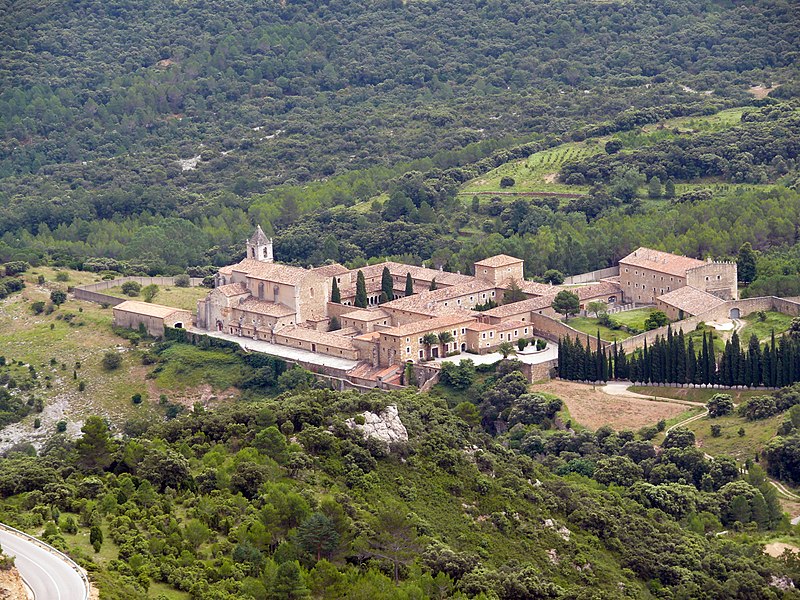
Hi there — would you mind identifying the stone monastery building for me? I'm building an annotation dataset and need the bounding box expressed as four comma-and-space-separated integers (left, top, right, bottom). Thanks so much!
195, 227, 736, 369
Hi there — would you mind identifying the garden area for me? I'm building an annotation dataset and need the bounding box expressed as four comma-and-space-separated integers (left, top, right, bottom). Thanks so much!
101, 280, 209, 312
738, 310, 796, 342
567, 307, 660, 341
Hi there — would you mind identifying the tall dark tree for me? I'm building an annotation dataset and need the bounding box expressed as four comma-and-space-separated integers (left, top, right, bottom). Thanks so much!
404, 272, 414, 296
737, 242, 757, 284
355, 270, 368, 308
380, 266, 394, 303
76, 416, 116, 473
331, 278, 341, 304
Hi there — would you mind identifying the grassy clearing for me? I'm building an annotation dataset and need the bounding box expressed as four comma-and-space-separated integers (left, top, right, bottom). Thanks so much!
103, 284, 209, 312
628, 386, 763, 404
739, 311, 795, 342
567, 317, 633, 342
153, 344, 247, 390
461, 141, 601, 195
566, 308, 657, 341
684, 411, 784, 462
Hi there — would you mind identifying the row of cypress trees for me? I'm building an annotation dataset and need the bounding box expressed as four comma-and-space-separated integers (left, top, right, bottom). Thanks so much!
558, 326, 800, 387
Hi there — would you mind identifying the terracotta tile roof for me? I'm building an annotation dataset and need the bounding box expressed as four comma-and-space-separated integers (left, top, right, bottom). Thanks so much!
656, 286, 725, 316
353, 331, 380, 342
496, 320, 529, 331
340, 308, 390, 321
113, 301, 188, 319
234, 298, 296, 318
338, 279, 384, 298
516, 280, 559, 296
381, 314, 476, 338
466, 322, 494, 331
311, 263, 350, 277
482, 296, 554, 318
474, 254, 524, 268
214, 282, 248, 297
381, 280, 497, 314
354, 262, 474, 287
573, 281, 622, 300
277, 326, 356, 350
228, 258, 316, 285
619, 247, 705, 278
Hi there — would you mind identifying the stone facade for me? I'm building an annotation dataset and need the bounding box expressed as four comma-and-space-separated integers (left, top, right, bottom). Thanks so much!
474, 254, 524, 286
686, 261, 738, 300
112, 301, 191, 338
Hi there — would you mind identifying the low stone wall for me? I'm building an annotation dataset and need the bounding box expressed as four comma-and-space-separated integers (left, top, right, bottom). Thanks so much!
530, 313, 606, 351
563, 266, 619, 285
618, 296, 800, 353
74, 276, 204, 306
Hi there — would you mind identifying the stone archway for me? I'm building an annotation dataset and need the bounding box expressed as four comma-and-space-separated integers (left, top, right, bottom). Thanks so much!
730, 307, 741, 319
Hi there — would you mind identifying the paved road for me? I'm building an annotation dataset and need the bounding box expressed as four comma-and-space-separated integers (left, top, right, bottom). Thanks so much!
0, 528, 86, 600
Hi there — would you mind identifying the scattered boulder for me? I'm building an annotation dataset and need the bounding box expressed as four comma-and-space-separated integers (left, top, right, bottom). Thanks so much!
346, 405, 408, 447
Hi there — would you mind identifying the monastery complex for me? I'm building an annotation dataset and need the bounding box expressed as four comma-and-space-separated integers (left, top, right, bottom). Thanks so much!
99, 227, 735, 385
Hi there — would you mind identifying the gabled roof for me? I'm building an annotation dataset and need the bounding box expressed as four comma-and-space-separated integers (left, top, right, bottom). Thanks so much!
381, 280, 497, 315
516, 280, 558, 297
656, 286, 725, 316
474, 254, 523, 268
354, 262, 474, 287
381, 314, 476, 338
213, 282, 248, 297
227, 259, 316, 286
572, 281, 622, 300
249, 225, 270, 245
277, 326, 356, 350
234, 298, 296, 318
113, 300, 188, 319
311, 263, 350, 277
340, 308, 390, 322
619, 247, 705, 278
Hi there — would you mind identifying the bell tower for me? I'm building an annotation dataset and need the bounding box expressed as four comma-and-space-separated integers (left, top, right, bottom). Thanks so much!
246, 225, 273, 263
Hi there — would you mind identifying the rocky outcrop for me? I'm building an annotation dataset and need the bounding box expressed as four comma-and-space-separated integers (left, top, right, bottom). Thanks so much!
0, 566, 29, 600
346, 405, 408, 447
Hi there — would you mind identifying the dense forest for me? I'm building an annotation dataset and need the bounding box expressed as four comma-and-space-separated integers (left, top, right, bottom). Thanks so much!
2, 0, 800, 278
2, 342, 800, 599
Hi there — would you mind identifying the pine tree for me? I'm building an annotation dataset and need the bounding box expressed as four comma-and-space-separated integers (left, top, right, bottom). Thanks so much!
331, 278, 341, 303
355, 270, 368, 308
737, 242, 757, 284
405, 272, 413, 296
664, 178, 676, 198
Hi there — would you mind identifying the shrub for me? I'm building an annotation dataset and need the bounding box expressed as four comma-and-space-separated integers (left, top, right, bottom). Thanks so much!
499, 176, 515, 188
56, 420, 67, 433
37, 275, 45, 285
30, 301, 45, 315
707, 394, 734, 418
738, 395, 778, 421
174, 274, 191, 287
711, 424, 722, 437
101, 351, 122, 371
55, 272, 70, 282
536, 339, 547, 351
78, 381, 85, 392
131, 393, 143, 405
141, 284, 159, 302
644, 310, 669, 330
517, 338, 528, 351
50, 290, 67, 306
121, 281, 141, 296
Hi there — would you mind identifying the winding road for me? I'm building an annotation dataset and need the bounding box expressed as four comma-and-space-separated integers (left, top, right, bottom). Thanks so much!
0, 526, 88, 599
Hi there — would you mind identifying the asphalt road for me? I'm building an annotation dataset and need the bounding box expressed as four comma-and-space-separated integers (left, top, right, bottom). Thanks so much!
0, 528, 86, 600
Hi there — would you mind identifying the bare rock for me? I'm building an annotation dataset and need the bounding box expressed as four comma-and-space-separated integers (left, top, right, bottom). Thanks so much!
346, 405, 408, 448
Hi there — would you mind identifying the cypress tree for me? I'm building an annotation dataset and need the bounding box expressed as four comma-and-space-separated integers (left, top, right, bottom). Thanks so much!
430, 277, 437, 291
687, 337, 697, 384
700, 332, 709, 384
405, 272, 414, 296
748, 334, 761, 387
642, 340, 650, 383
380, 266, 394, 303
331, 278, 341, 303
708, 333, 717, 384
675, 329, 686, 384
770, 330, 778, 387
355, 270, 368, 308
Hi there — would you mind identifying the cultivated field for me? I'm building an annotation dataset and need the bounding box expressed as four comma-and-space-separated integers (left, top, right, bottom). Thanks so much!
532, 380, 692, 431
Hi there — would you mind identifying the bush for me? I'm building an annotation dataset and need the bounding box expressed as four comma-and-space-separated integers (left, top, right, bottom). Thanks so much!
517, 338, 528, 351
174, 274, 191, 287
536, 339, 547, 351
499, 176, 515, 188
644, 310, 669, 330
56, 420, 67, 433
738, 395, 778, 421
55, 272, 70, 282
707, 394, 734, 418
30, 301, 45, 315
50, 290, 67, 306
121, 281, 141, 296
101, 351, 122, 371
131, 393, 143, 405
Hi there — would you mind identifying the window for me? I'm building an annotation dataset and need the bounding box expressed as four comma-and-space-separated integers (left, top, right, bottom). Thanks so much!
513, 330, 518, 337
406, 347, 410, 354
524, 328, 528, 334
461, 328, 466, 335
491, 291, 495, 297
419, 350, 424, 358
453, 330, 457, 336
717, 275, 721, 280
482, 333, 486, 339
418, 337, 422, 343
489, 332, 494, 338
310, 287, 314, 297
625, 268, 629, 273
406, 337, 410, 343
483, 269, 487, 274
500, 333, 504, 339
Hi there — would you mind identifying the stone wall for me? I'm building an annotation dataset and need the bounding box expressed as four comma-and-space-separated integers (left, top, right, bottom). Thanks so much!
529, 313, 606, 351
687, 261, 738, 300
563, 266, 620, 285
75, 276, 204, 306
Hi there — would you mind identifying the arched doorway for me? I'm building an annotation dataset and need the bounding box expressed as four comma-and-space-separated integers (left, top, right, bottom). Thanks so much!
173, 322, 183, 329
730, 307, 741, 319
